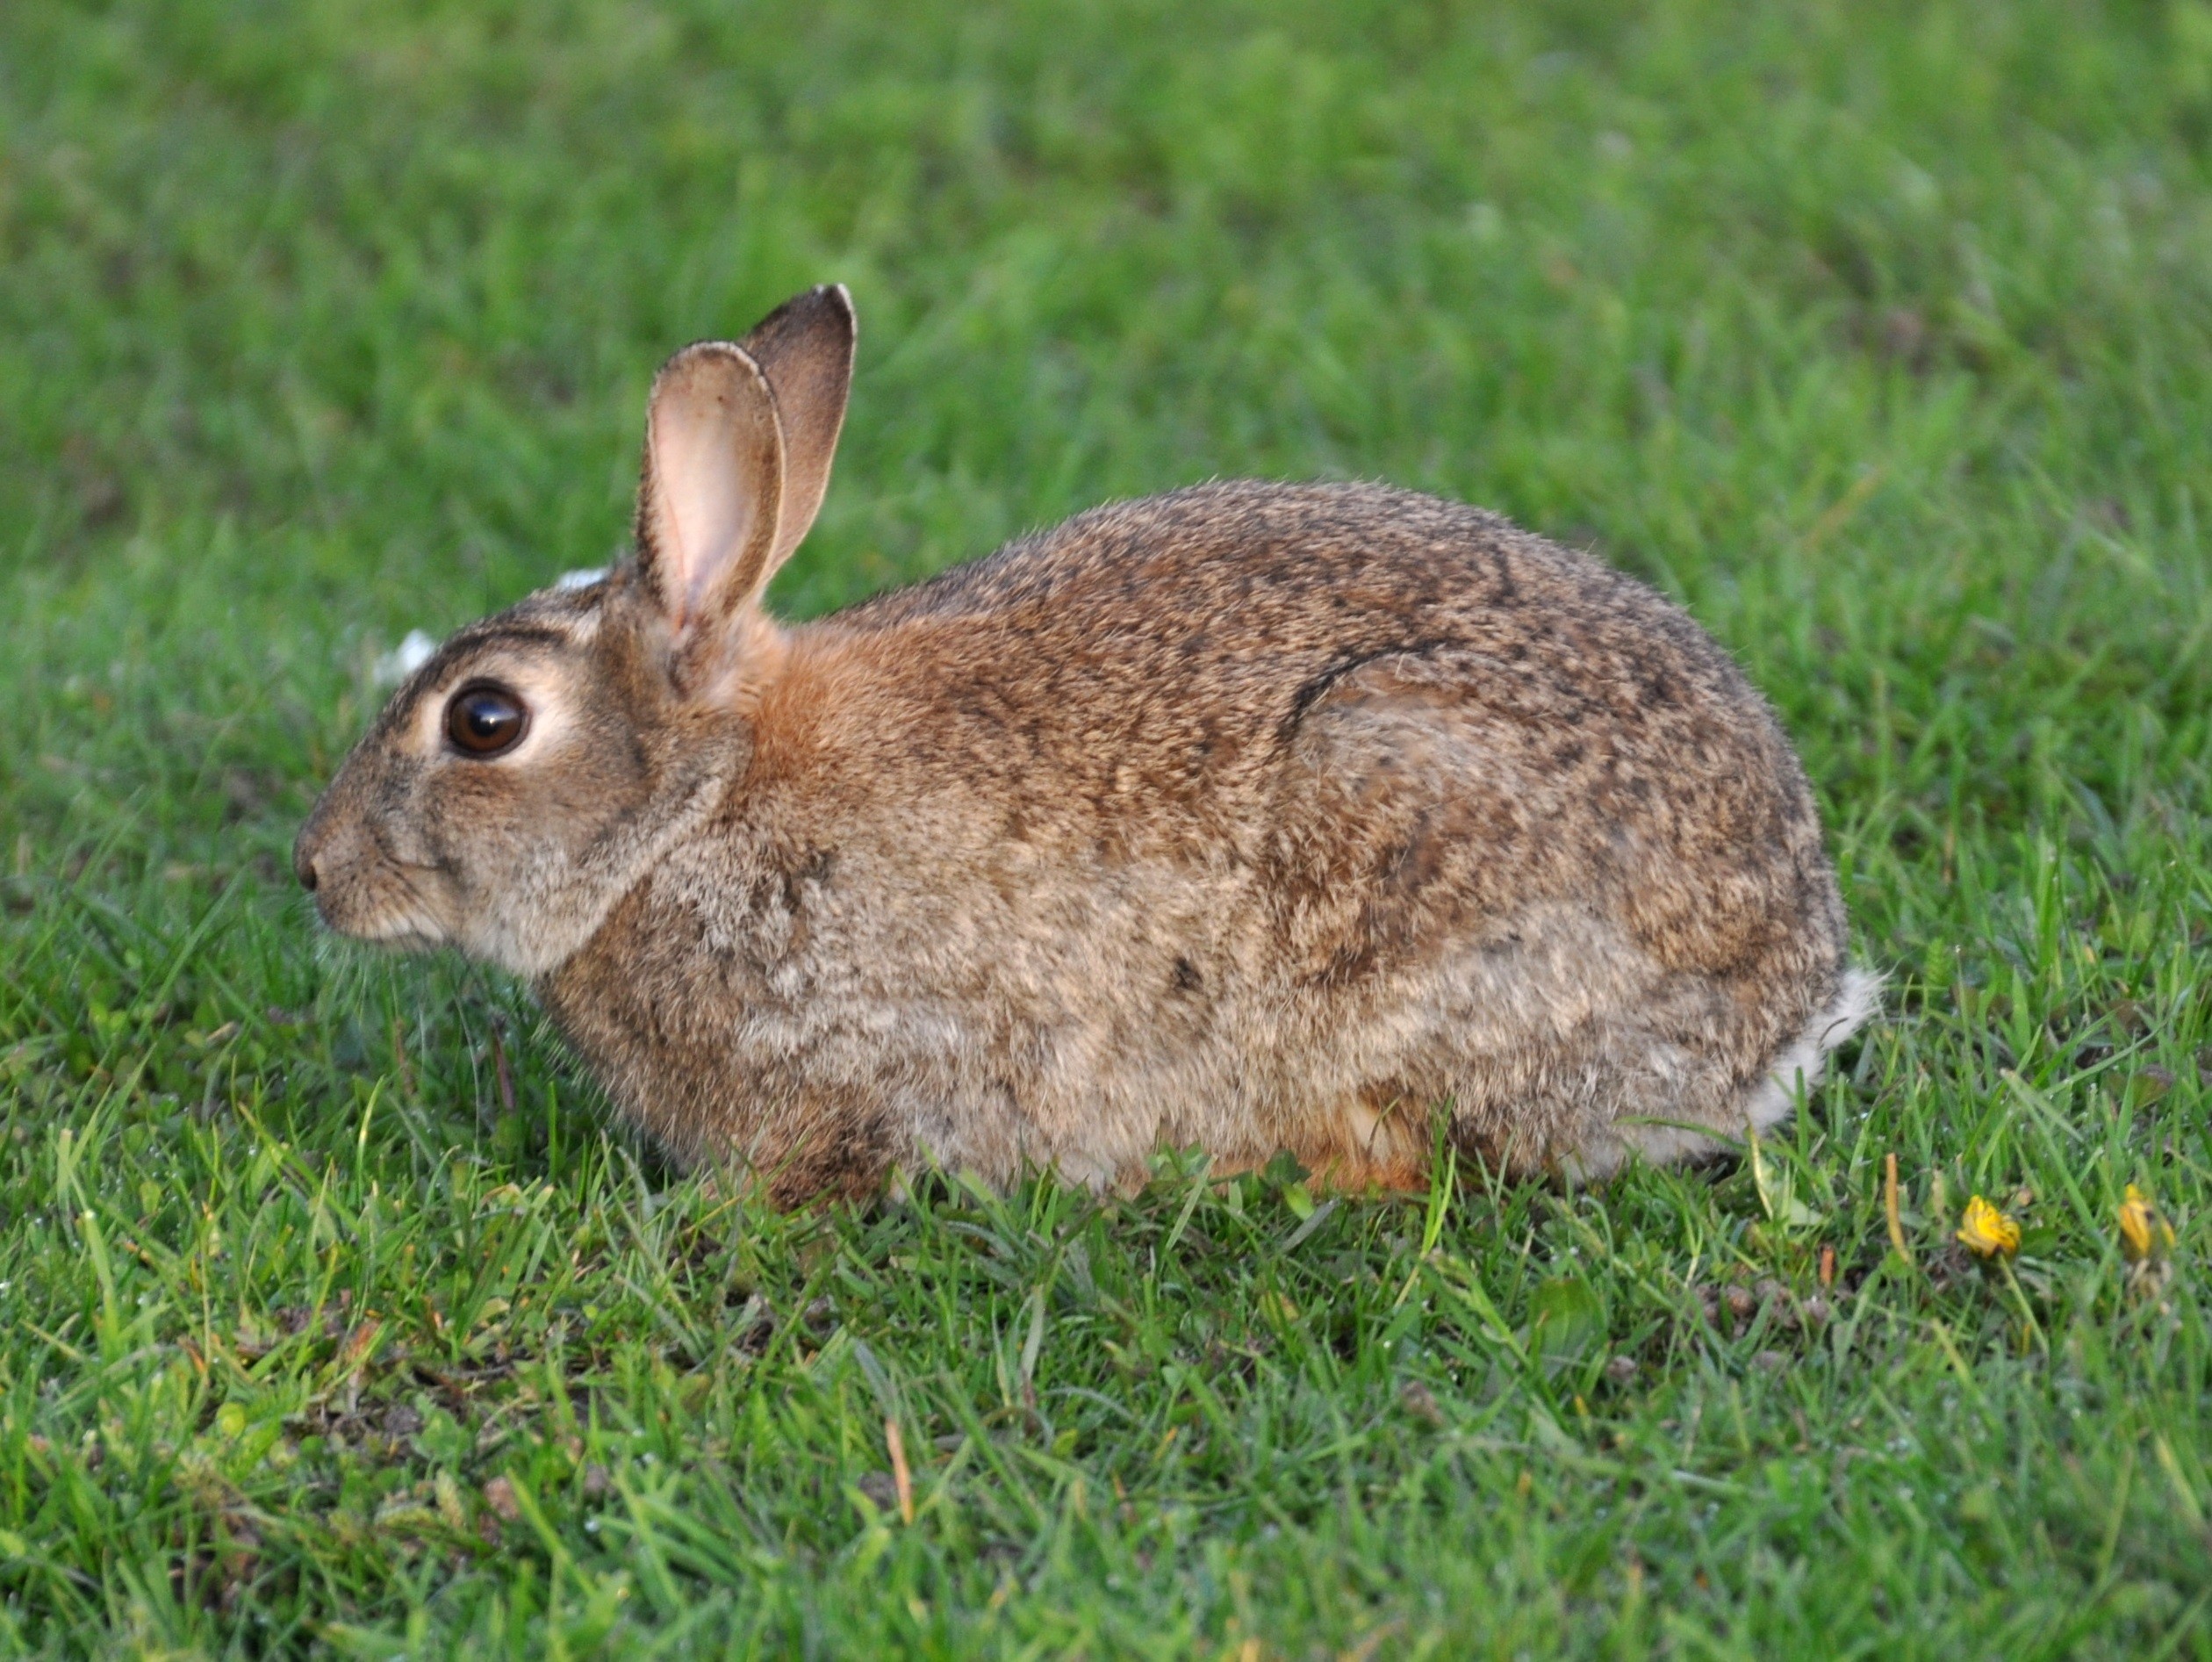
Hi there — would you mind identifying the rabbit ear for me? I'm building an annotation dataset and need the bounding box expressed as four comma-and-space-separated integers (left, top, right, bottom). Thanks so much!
738, 284, 856, 576
636, 341, 786, 651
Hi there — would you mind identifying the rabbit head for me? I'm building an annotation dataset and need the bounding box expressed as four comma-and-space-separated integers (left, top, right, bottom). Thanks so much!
294, 284, 856, 976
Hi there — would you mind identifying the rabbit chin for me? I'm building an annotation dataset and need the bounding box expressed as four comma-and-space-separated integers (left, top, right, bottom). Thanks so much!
358, 921, 452, 954
313, 876, 456, 954
326, 889, 563, 975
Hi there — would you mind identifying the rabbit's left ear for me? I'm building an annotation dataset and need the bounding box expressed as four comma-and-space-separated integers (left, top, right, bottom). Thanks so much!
635, 286, 856, 670
636, 339, 786, 652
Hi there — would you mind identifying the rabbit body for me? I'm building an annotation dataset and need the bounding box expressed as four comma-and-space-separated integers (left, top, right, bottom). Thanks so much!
298, 288, 1871, 1203
542, 480, 1866, 1198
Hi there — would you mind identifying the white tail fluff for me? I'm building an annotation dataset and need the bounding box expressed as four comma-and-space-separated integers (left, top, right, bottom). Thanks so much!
1603, 968, 1880, 1174
1742, 966, 1882, 1134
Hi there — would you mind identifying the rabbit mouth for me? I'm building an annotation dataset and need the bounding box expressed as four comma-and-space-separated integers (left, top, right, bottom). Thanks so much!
312, 859, 456, 951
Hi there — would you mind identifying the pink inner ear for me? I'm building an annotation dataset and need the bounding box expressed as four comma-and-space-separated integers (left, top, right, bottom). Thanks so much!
651, 387, 764, 632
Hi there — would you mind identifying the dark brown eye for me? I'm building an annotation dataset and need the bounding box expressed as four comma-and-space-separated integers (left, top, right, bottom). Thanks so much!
444, 683, 528, 757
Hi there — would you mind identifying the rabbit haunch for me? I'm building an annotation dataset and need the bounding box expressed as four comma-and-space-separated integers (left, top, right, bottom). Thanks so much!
297, 284, 1872, 1203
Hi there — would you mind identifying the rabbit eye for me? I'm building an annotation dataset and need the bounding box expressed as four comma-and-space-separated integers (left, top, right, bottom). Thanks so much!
444, 683, 529, 757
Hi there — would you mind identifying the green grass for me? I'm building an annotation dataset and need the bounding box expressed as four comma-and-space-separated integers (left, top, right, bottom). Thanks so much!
4, 0, 2212, 1652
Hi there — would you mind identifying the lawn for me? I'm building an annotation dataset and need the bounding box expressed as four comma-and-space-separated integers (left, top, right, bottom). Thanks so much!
3, 0, 2211, 1653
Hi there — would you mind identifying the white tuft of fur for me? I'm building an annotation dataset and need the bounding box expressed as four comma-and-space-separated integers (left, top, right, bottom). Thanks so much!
1742, 966, 1882, 1133
372, 630, 439, 688
1608, 967, 1882, 1171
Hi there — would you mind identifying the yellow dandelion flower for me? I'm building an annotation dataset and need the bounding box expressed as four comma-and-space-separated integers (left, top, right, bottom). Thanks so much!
2117, 1184, 2174, 1264
1957, 1195, 2021, 1259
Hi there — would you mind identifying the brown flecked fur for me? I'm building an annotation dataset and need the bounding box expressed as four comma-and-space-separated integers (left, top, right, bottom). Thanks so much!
296, 284, 1874, 1202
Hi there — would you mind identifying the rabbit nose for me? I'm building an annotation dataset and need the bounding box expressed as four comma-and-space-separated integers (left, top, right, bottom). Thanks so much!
293, 832, 320, 892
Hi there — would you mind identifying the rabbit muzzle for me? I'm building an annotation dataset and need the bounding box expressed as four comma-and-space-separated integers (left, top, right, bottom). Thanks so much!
293, 805, 460, 950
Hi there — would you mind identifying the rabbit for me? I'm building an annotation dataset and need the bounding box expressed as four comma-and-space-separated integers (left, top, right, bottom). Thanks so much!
296, 284, 1876, 1204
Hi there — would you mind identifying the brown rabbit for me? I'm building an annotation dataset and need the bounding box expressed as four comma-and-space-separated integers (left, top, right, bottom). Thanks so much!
296, 284, 1874, 1203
